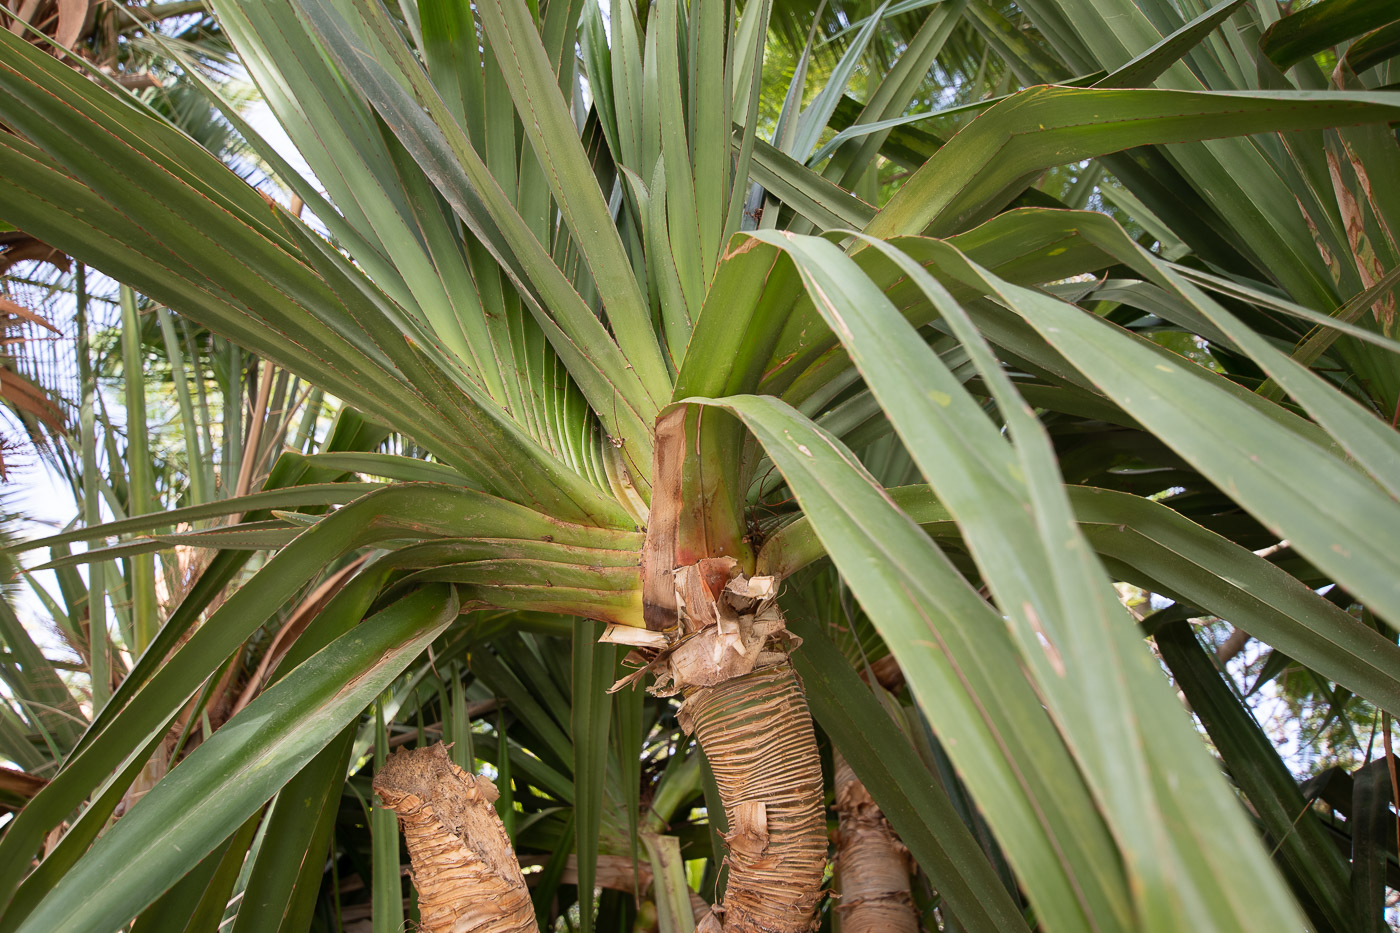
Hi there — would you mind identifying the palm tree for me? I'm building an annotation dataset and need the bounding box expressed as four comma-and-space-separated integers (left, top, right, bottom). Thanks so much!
0, 0, 1399, 931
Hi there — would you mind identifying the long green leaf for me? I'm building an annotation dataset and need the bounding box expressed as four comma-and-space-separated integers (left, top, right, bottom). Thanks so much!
12, 586, 459, 933
572, 622, 615, 933
865, 86, 1400, 238
765, 482, 1400, 719
288, 0, 660, 487
747, 230, 1307, 930
0, 27, 621, 526
371, 698, 403, 933
786, 613, 1030, 933
472, 0, 669, 393
1260, 0, 1400, 70
1152, 616, 1350, 932
14, 485, 378, 553
688, 395, 1132, 933
0, 485, 634, 916
229, 729, 355, 933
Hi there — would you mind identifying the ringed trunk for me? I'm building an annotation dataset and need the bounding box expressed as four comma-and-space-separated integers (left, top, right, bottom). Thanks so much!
682, 663, 827, 932
618, 557, 828, 932
373, 743, 536, 933
832, 753, 918, 933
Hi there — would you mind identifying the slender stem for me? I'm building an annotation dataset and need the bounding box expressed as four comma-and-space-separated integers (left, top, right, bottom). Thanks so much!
119, 285, 156, 652
75, 266, 107, 711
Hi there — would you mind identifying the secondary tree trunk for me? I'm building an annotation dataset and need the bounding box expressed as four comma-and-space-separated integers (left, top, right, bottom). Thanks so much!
833, 753, 917, 933
373, 743, 535, 933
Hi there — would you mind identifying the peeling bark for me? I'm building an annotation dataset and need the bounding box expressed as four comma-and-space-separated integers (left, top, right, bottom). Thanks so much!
683, 663, 828, 933
833, 753, 917, 933
372, 743, 536, 933
619, 559, 827, 933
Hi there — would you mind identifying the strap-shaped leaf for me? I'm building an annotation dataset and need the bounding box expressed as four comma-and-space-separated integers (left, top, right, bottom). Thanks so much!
816, 0, 967, 181
765, 481, 1400, 718
1153, 618, 1351, 933
864, 85, 1400, 238
213, 0, 504, 393
737, 231, 1308, 931
290, 0, 660, 484
469, 0, 670, 395
228, 729, 356, 933
741, 133, 877, 230
787, 614, 1031, 933
686, 395, 1133, 933
1094, 0, 1250, 88
13, 485, 377, 553
0, 31, 622, 526
11, 586, 459, 933
1260, 0, 1400, 70
0, 485, 638, 916
921, 218, 1400, 630
572, 622, 616, 933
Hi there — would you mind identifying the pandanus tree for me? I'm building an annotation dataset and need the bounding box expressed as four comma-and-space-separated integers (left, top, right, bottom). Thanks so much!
3, 0, 1400, 930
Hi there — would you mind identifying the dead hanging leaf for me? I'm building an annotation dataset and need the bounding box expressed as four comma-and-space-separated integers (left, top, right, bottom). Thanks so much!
0, 765, 47, 812
0, 365, 64, 432
1328, 149, 1396, 332
5, 0, 42, 36
54, 0, 94, 49
1293, 195, 1338, 280
0, 297, 60, 334
0, 233, 68, 276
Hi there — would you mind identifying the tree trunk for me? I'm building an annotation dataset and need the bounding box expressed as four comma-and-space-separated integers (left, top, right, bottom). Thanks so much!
682, 663, 827, 933
833, 753, 918, 933
627, 410, 830, 932
373, 743, 536, 933
637, 559, 828, 933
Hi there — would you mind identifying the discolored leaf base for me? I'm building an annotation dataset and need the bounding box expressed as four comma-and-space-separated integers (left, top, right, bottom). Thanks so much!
373, 743, 536, 933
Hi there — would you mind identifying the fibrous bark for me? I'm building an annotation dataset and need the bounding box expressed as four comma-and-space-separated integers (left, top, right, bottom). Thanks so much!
683, 664, 827, 933
372, 743, 535, 933
833, 753, 917, 933
614, 558, 828, 932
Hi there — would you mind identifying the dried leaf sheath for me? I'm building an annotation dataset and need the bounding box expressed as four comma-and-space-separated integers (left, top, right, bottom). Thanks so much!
833, 754, 917, 933
680, 664, 827, 933
625, 559, 829, 932
372, 743, 536, 933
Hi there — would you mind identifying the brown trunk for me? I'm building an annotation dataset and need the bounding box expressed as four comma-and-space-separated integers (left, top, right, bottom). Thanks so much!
682, 663, 827, 933
372, 743, 535, 933
629, 410, 829, 932
833, 753, 917, 933
618, 559, 827, 933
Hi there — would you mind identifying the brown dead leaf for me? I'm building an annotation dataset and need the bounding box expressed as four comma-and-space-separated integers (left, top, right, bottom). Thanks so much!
54, 0, 94, 49
0, 297, 59, 333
